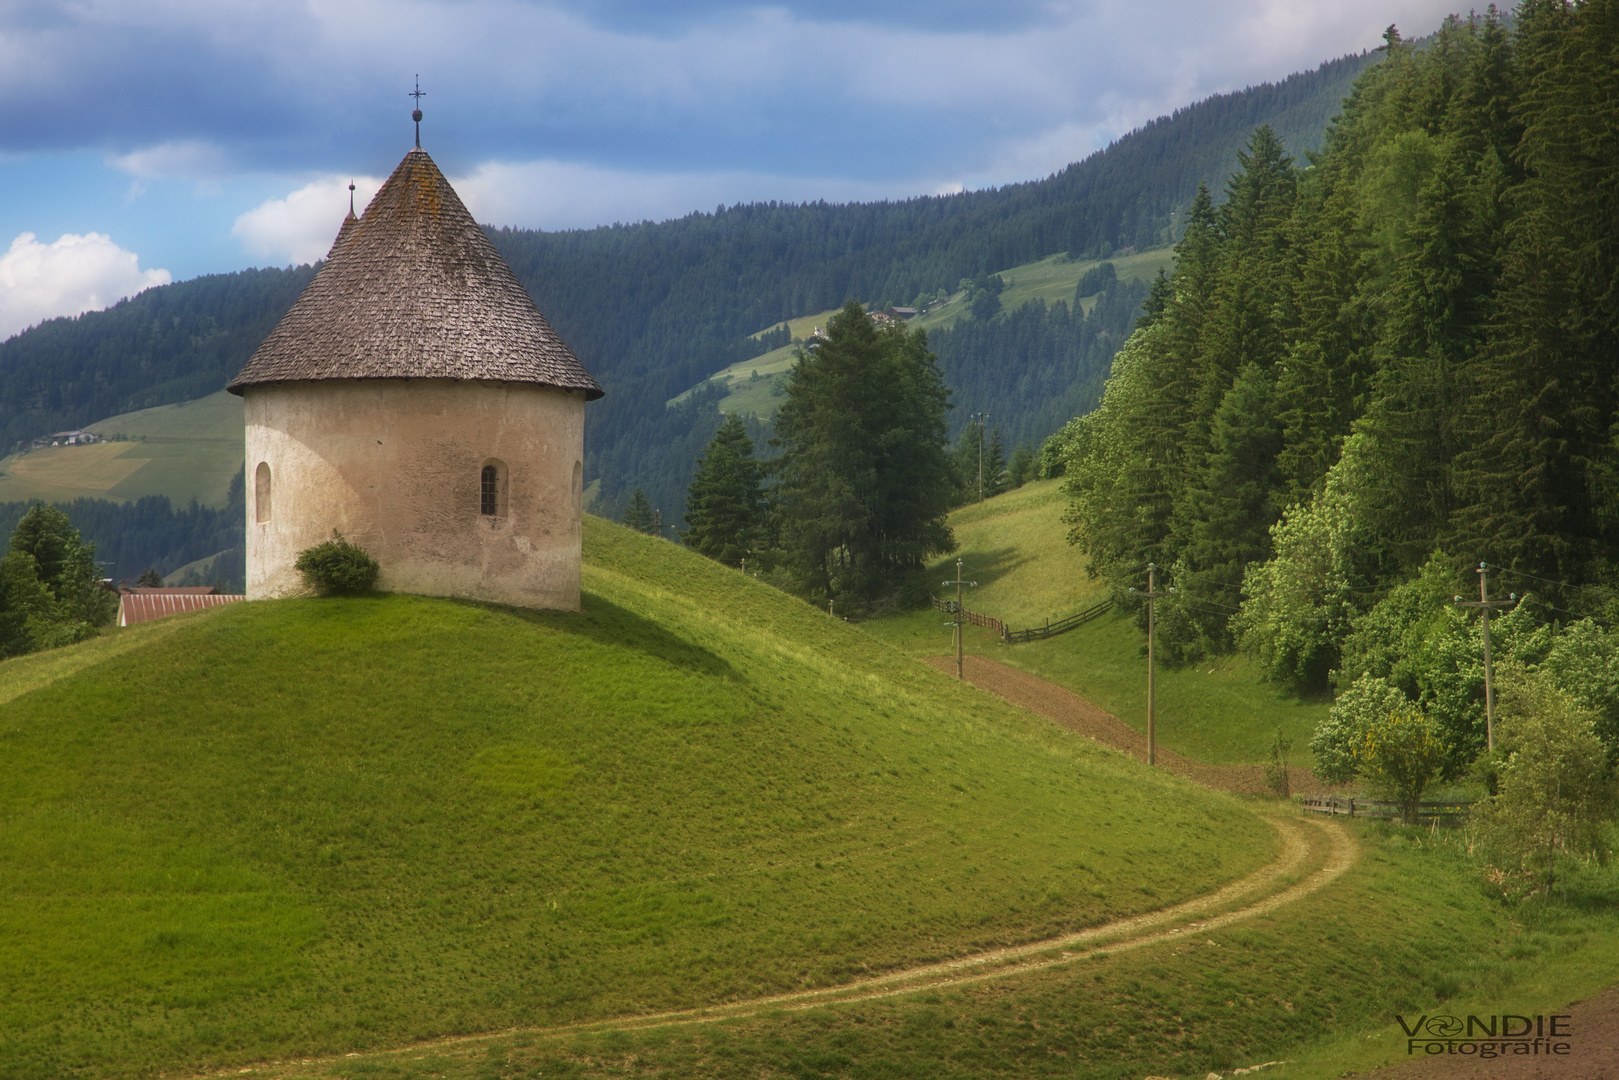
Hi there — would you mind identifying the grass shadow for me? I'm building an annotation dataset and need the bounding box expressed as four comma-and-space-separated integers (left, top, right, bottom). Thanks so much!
946, 545, 1029, 595
442, 593, 742, 682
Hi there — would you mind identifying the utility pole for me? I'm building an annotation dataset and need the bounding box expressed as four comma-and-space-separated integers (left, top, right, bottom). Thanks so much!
1129, 563, 1165, 766
653, 509, 663, 538
1453, 562, 1517, 753
970, 412, 989, 503
942, 558, 977, 680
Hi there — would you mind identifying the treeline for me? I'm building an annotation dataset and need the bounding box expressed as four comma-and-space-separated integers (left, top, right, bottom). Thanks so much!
930, 274, 1153, 452
0, 266, 315, 450
0, 470, 245, 590
494, 53, 1371, 520
1060, 3, 1619, 723
0, 46, 1373, 543
671, 304, 955, 602
1059, 6, 1619, 867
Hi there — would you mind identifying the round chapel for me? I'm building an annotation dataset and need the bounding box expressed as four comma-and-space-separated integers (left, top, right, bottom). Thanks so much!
228, 145, 603, 611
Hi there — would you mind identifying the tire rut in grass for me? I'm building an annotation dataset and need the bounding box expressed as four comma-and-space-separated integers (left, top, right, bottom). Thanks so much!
207, 814, 1354, 1077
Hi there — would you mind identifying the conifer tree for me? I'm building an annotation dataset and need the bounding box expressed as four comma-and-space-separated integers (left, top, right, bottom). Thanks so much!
620, 489, 656, 535
0, 504, 115, 656
681, 414, 767, 566
1171, 362, 1285, 648
984, 428, 1009, 497
772, 301, 954, 599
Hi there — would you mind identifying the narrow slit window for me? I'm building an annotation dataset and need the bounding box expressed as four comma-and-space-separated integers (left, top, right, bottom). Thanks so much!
255, 461, 272, 523
481, 464, 499, 516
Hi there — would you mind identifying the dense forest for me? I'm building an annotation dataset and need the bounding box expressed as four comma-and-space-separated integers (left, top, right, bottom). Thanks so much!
0, 469, 245, 590
0, 267, 315, 451
929, 274, 1154, 453
1059, 5, 1619, 773
0, 49, 1373, 541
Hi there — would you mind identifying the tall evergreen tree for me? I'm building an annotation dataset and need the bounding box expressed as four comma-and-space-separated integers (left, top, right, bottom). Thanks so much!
772, 301, 955, 599
984, 429, 1009, 498
0, 504, 116, 656
682, 414, 767, 566
621, 490, 656, 535
1171, 363, 1285, 649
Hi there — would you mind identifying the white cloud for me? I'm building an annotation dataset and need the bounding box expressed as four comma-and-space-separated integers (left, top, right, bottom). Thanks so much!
109, 140, 230, 179
231, 175, 383, 265
450, 159, 918, 231
0, 232, 171, 341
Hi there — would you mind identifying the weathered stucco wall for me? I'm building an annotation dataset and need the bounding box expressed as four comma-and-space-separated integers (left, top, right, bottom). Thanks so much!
244, 379, 586, 610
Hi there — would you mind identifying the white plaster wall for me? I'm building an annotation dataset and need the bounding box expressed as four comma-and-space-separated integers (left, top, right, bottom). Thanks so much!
243, 379, 586, 610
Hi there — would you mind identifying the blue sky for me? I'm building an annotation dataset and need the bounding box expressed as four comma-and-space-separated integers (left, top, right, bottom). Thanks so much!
0, 0, 1459, 340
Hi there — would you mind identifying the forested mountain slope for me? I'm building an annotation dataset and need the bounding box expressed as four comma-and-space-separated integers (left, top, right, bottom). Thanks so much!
0, 50, 1375, 527
1061, 9, 1619, 708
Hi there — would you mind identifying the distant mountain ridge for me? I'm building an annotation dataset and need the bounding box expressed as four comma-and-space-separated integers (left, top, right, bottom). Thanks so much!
0, 48, 1378, 524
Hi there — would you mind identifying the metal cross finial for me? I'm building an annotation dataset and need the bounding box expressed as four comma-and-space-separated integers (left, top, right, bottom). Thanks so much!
410, 77, 426, 147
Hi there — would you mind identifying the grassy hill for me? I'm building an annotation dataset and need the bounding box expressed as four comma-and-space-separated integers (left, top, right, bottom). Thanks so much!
675, 247, 1174, 421
0, 390, 242, 508
861, 479, 1329, 766
0, 514, 1273, 1079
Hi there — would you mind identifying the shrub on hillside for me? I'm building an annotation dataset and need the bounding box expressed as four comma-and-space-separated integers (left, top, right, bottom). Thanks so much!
1471, 672, 1619, 894
1357, 705, 1448, 826
295, 531, 380, 595
0, 504, 117, 658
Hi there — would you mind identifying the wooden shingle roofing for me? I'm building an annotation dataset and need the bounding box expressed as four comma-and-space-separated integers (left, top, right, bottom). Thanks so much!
228, 148, 603, 399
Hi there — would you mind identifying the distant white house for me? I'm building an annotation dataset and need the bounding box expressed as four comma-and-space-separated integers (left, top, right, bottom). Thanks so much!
31, 430, 102, 449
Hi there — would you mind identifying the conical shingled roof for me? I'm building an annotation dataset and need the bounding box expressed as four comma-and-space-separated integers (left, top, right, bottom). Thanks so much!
228, 149, 603, 399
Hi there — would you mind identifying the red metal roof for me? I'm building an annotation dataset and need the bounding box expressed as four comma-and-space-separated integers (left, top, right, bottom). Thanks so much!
118, 592, 245, 627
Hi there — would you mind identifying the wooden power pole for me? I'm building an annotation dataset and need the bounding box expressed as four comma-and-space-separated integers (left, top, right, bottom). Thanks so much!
1129, 563, 1165, 766
943, 558, 977, 680
968, 412, 989, 503
1453, 562, 1516, 753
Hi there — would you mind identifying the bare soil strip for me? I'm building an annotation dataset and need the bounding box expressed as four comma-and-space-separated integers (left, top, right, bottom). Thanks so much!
924, 654, 1334, 795
206, 658, 1359, 1078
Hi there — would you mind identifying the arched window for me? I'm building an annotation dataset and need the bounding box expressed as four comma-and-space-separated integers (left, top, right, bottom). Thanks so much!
480, 459, 507, 518
481, 465, 499, 516
255, 462, 272, 523
572, 460, 583, 516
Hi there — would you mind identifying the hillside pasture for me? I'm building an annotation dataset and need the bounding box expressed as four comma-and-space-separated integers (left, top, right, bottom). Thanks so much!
260, 816, 1619, 1080
678, 247, 1174, 419
0, 515, 1272, 1079
862, 479, 1328, 766
0, 390, 243, 508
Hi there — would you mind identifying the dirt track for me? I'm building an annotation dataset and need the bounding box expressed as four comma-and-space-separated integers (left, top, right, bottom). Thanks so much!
932, 653, 1617, 1080
923, 654, 1332, 795
203, 658, 1364, 1079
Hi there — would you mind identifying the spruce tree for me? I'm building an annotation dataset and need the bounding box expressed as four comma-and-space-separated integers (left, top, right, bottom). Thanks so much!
620, 489, 656, 535
984, 428, 1009, 498
681, 414, 767, 566
1172, 363, 1285, 649
772, 301, 954, 599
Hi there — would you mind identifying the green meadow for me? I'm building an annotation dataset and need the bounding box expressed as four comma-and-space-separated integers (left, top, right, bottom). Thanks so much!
675, 247, 1175, 419
0, 515, 1270, 1079
283, 820, 1619, 1080
0, 389, 244, 508
861, 479, 1329, 767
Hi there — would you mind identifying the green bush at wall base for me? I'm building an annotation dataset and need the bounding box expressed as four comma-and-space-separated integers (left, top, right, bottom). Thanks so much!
294, 532, 379, 594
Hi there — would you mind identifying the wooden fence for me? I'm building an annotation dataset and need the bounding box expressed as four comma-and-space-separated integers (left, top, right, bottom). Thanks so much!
1300, 795, 1473, 825
932, 596, 1114, 644
1002, 599, 1115, 643
933, 596, 1005, 637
